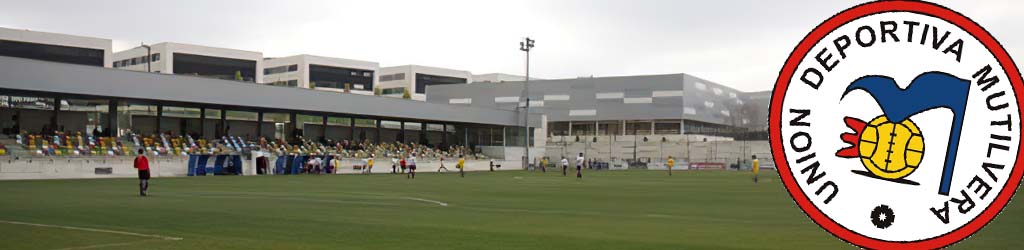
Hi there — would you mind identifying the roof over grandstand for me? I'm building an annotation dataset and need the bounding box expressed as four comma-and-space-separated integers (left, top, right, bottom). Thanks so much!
0, 56, 541, 127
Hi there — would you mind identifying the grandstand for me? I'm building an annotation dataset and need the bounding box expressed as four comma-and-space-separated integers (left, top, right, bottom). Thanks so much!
0, 55, 539, 179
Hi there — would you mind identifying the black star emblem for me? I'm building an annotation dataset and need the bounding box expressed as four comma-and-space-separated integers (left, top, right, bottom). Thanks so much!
871, 204, 895, 229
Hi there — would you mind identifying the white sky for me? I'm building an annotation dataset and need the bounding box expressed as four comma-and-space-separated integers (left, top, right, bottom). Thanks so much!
0, 0, 1020, 92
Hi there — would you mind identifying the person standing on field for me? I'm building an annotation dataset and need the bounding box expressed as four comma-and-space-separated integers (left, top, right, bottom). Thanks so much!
540, 157, 548, 173
458, 154, 466, 178
576, 153, 584, 179
752, 155, 760, 183
133, 148, 151, 196
561, 156, 569, 176
407, 153, 418, 179
667, 156, 675, 176
438, 155, 449, 173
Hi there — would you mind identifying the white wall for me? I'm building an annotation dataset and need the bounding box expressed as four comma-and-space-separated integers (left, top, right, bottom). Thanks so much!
0, 27, 113, 68
379, 65, 473, 101
113, 42, 264, 83
264, 55, 380, 96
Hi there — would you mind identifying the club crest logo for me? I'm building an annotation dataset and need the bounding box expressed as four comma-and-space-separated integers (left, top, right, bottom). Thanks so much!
769, 1, 1024, 249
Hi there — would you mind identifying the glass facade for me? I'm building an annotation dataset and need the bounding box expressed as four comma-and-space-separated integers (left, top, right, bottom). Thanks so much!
309, 64, 374, 91
0, 39, 105, 66
415, 73, 466, 94
172, 53, 257, 82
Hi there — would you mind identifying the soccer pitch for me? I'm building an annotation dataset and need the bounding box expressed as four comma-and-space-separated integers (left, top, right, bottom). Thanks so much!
0, 170, 1020, 250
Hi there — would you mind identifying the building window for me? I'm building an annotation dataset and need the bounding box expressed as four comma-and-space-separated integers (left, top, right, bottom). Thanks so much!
0, 39, 105, 66
151, 53, 160, 62
623, 97, 653, 104
544, 94, 570, 101
113, 61, 120, 67
309, 64, 374, 91
264, 65, 298, 75
415, 73, 465, 94
596, 92, 624, 99
495, 96, 519, 103
569, 109, 596, 116
654, 120, 681, 135
652, 90, 684, 97
382, 87, 406, 95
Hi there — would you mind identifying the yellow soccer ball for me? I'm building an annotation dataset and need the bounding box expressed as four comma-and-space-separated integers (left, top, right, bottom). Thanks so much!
858, 115, 925, 179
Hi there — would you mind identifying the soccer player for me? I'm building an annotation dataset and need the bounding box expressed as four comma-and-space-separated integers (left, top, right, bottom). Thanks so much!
457, 154, 466, 177
576, 153, 584, 179
438, 155, 449, 173
366, 154, 375, 174
540, 157, 547, 173
133, 148, 150, 196
391, 157, 399, 174
752, 154, 760, 183
667, 156, 675, 176
400, 157, 407, 174
561, 156, 569, 176
407, 153, 417, 179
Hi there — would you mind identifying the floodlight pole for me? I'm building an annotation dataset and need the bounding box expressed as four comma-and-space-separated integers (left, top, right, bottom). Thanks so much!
520, 37, 535, 169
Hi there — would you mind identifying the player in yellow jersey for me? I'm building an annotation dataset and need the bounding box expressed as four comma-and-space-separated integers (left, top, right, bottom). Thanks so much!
366, 154, 375, 174
666, 156, 675, 176
752, 155, 760, 183
540, 157, 548, 173
458, 154, 466, 178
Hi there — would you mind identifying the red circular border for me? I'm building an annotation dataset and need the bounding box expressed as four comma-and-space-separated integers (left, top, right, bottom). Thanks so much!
769, 1, 1024, 249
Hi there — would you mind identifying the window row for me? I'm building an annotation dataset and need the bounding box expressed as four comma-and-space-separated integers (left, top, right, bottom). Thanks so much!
113, 53, 160, 68
379, 73, 406, 82
264, 64, 298, 75
269, 80, 299, 87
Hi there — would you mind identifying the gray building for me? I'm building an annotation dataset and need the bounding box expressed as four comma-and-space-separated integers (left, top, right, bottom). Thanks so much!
426, 73, 768, 138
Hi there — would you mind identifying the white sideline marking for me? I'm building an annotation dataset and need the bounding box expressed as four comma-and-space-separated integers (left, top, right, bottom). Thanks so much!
52, 239, 160, 250
177, 191, 452, 206
0, 219, 183, 241
401, 197, 449, 207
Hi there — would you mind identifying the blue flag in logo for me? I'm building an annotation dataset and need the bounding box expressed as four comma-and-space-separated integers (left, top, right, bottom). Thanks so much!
842, 72, 970, 196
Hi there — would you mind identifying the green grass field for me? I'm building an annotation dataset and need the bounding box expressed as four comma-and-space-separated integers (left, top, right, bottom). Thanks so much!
0, 170, 1021, 250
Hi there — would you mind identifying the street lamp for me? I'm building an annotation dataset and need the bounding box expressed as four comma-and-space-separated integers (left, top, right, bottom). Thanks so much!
519, 37, 535, 169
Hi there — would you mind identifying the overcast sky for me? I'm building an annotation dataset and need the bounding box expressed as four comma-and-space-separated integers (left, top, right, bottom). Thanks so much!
0, 0, 1020, 92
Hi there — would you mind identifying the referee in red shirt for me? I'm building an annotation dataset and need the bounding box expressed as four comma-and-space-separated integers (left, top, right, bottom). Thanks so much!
134, 148, 151, 196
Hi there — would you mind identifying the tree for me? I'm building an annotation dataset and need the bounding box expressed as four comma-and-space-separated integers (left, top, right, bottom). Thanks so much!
373, 87, 382, 96
234, 71, 243, 81
402, 88, 411, 99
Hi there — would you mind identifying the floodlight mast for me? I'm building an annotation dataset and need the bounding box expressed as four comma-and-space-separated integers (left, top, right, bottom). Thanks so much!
520, 37, 535, 169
